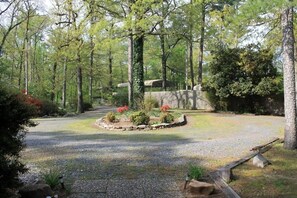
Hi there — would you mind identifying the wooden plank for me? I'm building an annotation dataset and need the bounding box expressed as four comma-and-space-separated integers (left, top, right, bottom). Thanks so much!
250, 137, 279, 151
209, 172, 241, 198
224, 139, 278, 170
209, 138, 280, 198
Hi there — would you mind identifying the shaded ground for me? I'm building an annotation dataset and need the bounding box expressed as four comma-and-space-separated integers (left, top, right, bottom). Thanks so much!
230, 143, 297, 198
21, 106, 284, 197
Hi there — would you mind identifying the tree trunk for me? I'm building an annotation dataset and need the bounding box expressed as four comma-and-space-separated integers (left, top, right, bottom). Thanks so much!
24, 39, 29, 95
185, 45, 189, 109
160, 33, 167, 91
62, 58, 67, 109
89, 36, 94, 104
24, 6, 30, 95
282, 6, 297, 150
189, 0, 195, 90
198, 1, 205, 86
189, 41, 194, 90
32, 34, 38, 83
128, 34, 134, 108
50, 62, 57, 102
108, 48, 113, 89
18, 43, 25, 90
133, 35, 145, 108
128, 0, 134, 108
160, 2, 167, 91
77, 65, 84, 113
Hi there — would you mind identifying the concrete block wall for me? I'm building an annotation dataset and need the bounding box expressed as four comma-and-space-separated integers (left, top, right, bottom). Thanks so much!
145, 90, 213, 110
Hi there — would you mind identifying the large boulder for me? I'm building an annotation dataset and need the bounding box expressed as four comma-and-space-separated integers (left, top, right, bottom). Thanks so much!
19, 184, 53, 198
188, 179, 215, 195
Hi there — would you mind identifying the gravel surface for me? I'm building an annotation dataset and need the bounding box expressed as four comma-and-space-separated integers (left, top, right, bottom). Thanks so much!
21, 106, 284, 186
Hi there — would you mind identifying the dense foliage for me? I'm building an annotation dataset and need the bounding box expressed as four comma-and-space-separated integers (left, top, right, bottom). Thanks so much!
205, 45, 283, 113
160, 113, 174, 123
130, 111, 150, 126
188, 165, 204, 180
0, 86, 36, 194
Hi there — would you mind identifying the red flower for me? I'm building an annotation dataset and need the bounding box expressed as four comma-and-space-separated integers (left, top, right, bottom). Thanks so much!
160, 105, 170, 112
117, 105, 129, 113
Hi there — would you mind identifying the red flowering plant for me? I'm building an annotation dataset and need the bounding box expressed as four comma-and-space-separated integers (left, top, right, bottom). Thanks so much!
160, 104, 170, 112
117, 105, 129, 113
20, 90, 42, 116
117, 105, 129, 120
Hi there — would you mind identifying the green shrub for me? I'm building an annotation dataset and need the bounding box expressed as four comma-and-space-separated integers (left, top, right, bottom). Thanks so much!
130, 111, 150, 126
160, 113, 174, 123
83, 102, 93, 111
0, 86, 36, 195
68, 98, 93, 112
189, 165, 204, 180
112, 88, 128, 107
205, 45, 283, 113
144, 96, 159, 112
42, 169, 60, 189
40, 100, 59, 116
106, 112, 116, 122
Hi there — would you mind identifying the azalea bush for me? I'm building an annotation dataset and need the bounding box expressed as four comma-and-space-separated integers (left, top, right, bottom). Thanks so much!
160, 105, 170, 112
130, 111, 150, 126
21, 90, 42, 116
117, 105, 129, 114
160, 113, 174, 123
0, 86, 36, 195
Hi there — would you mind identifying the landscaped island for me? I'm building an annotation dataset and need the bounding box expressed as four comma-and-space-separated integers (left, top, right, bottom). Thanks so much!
96, 105, 187, 131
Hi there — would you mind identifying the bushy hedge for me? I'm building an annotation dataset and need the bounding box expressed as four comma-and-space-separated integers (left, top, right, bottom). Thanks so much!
0, 86, 36, 195
204, 45, 283, 114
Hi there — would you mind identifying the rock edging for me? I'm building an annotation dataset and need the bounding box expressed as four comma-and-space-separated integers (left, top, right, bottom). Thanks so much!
95, 114, 187, 131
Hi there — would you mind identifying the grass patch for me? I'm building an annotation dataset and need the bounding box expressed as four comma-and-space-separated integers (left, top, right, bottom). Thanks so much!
230, 143, 297, 197
188, 164, 204, 180
191, 113, 239, 131
66, 118, 98, 133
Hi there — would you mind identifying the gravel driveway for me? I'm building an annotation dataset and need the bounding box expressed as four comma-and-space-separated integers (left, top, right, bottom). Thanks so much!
21, 106, 284, 190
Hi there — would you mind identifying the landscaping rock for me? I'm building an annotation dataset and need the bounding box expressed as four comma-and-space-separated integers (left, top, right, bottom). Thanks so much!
253, 153, 271, 168
188, 179, 215, 195
19, 184, 53, 198
218, 167, 233, 183
137, 125, 146, 129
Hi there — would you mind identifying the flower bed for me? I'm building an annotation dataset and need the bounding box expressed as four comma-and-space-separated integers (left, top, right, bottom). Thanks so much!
95, 105, 187, 131
95, 114, 187, 131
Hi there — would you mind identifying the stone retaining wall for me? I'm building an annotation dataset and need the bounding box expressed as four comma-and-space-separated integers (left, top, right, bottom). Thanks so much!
145, 90, 213, 110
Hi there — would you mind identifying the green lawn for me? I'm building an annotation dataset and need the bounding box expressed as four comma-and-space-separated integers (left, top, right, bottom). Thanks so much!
230, 143, 297, 197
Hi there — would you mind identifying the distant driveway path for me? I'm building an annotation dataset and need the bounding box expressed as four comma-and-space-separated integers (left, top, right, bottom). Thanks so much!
22, 106, 284, 196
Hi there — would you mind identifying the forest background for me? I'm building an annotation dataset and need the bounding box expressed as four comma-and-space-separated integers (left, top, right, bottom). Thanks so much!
0, 0, 292, 113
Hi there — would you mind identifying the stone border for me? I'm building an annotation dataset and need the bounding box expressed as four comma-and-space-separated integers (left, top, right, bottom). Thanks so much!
95, 114, 187, 131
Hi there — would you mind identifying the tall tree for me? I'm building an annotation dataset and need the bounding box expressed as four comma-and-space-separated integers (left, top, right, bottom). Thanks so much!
197, 0, 205, 86
282, 4, 297, 149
